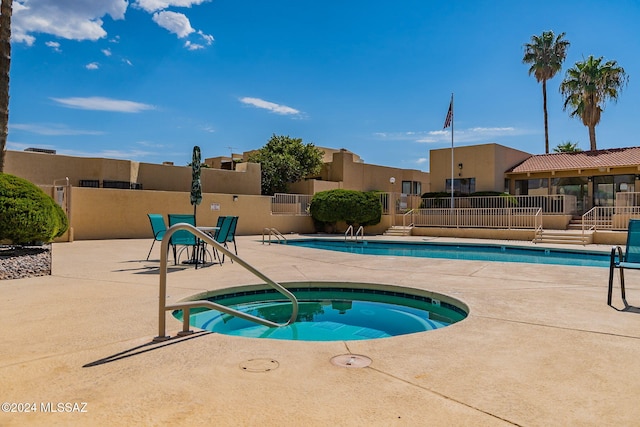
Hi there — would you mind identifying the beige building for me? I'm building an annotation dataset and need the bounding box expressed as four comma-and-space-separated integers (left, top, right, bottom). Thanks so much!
3, 143, 639, 244
2, 147, 429, 241
429, 143, 531, 195
206, 147, 430, 197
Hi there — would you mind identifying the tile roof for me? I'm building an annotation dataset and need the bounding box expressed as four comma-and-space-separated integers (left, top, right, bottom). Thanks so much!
507, 147, 640, 173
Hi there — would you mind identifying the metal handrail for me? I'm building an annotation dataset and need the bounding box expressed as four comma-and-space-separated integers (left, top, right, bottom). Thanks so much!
344, 225, 364, 242
402, 209, 414, 228
262, 227, 287, 245
344, 225, 353, 241
532, 208, 543, 243
155, 223, 298, 341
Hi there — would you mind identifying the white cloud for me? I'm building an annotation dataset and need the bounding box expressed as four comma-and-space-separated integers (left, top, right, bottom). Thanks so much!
13, 0, 128, 45
10, 123, 105, 136
102, 48, 112, 57
134, 0, 210, 13
152, 11, 194, 38
45, 41, 61, 52
51, 96, 156, 113
185, 41, 204, 51
239, 97, 302, 116
376, 126, 529, 145
13, 0, 213, 50
86, 62, 99, 70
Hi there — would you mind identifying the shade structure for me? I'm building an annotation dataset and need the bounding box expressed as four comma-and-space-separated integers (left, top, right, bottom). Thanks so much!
190, 145, 202, 223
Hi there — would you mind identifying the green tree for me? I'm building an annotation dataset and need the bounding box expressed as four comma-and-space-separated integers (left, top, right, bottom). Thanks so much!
560, 55, 628, 151
248, 134, 324, 195
553, 141, 582, 153
523, 31, 570, 154
0, 0, 13, 172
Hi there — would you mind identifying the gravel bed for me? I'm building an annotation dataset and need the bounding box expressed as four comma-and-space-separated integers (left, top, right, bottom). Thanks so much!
0, 244, 52, 280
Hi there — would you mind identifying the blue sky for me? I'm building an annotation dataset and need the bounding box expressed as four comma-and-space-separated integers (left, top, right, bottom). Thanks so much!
7, 0, 640, 171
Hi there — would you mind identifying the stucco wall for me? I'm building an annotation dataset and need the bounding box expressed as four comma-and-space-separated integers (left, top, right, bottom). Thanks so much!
68, 188, 315, 240
430, 143, 530, 193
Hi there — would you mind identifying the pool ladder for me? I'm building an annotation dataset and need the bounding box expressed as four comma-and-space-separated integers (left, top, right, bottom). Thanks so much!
262, 227, 287, 245
154, 223, 298, 341
345, 225, 364, 242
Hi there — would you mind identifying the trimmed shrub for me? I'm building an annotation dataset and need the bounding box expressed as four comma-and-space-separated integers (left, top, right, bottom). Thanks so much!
0, 173, 69, 244
310, 189, 382, 232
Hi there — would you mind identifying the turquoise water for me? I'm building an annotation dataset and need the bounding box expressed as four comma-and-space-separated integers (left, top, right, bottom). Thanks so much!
175, 287, 467, 341
282, 239, 611, 267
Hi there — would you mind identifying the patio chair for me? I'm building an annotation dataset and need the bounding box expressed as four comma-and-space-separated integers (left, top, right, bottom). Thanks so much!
211, 216, 234, 264
146, 214, 167, 260
225, 216, 239, 255
168, 214, 207, 267
608, 219, 640, 306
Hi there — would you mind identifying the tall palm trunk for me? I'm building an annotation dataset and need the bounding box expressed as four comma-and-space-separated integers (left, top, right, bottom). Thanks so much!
588, 126, 597, 151
542, 80, 549, 154
0, 0, 12, 172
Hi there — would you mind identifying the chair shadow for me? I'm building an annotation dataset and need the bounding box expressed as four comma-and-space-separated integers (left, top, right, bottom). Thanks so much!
83, 331, 212, 368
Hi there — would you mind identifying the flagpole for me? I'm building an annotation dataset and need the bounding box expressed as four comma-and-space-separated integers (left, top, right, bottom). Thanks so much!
449, 93, 454, 209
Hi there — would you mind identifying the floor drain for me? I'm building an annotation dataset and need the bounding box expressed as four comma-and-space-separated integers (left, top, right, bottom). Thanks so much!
239, 358, 279, 372
330, 354, 372, 368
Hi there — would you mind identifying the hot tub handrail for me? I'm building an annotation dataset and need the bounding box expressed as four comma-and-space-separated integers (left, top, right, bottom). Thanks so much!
155, 223, 299, 341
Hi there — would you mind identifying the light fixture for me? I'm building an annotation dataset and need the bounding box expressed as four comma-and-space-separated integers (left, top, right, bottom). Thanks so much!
458, 163, 463, 169
233, 195, 238, 202
389, 177, 395, 185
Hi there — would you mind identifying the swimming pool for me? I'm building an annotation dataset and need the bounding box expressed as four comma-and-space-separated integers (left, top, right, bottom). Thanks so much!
281, 239, 611, 267
174, 283, 468, 341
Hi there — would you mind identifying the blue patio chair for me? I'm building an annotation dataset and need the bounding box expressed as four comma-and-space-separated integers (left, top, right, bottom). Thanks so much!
168, 214, 206, 267
608, 219, 640, 306
211, 216, 234, 264
225, 216, 239, 255
146, 214, 167, 261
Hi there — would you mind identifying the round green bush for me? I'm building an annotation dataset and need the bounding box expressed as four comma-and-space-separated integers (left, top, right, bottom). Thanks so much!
310, 189, 382, 231
0, 173, 69, 244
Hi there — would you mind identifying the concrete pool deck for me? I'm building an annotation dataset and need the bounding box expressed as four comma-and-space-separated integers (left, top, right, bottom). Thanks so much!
1, 235, 640, 426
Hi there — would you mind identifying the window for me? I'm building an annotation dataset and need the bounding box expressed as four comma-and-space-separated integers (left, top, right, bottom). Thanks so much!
402, 180, 422, 195
515, 178, 548, 196
445, 178, 475, 195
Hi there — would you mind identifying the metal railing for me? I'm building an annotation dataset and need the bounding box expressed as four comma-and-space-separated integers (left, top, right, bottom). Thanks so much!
271, 193, 312, 215
419, 194, 576, 215
344, 225, 364, 242
582, 206, 640, 234
408, 207, 542, 229
262, 227, 287, 245
154, 223, 298, 341
402, 210, 414, 228
615, 192, 640, 207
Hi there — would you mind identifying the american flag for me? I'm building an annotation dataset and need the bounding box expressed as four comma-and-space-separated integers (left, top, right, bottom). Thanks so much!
443, 100, 453, 129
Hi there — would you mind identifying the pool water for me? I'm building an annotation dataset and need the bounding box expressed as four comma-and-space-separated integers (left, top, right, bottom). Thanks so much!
282, 239, 611, 267
175, 287, 467, 341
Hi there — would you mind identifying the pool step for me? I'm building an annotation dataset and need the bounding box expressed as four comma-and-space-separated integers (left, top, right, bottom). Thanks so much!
534, 230, 593, 245
384, 226, 413, 236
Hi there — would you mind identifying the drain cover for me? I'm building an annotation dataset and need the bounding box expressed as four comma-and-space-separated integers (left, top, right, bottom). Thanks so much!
330, 354, 372, 368
239, 358, 279, 372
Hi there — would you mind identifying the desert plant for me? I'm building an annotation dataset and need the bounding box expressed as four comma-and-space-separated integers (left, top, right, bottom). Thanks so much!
0, 173, 68, 244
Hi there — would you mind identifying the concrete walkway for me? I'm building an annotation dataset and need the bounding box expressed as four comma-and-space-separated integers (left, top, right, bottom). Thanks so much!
1, 235, 639, 426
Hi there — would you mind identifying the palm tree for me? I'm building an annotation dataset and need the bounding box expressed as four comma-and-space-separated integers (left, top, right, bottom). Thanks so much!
523, 31, 570, 154
560, 55, 628, 151
0, 0, 12, 172
553, 141, 582, 153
